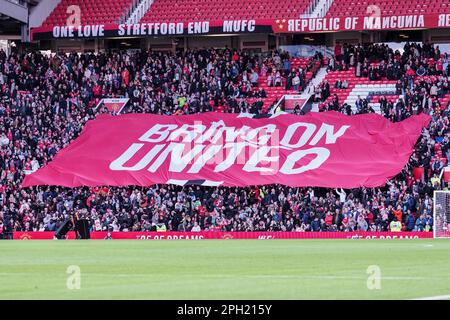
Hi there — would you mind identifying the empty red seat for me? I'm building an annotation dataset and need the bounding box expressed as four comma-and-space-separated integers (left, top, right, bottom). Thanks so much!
140, 0, 311, 23
41, 0, 134, 27
326, 0, 447, 17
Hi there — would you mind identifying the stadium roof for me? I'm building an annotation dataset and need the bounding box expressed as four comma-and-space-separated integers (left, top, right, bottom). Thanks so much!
0, 12, 23, 36
0, 0, 40, 37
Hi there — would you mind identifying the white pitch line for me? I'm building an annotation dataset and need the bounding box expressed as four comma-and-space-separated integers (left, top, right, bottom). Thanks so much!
0, 273, 446, 281
1, 271, 449, 280
411, 294, 450, 300
202, 274, 445, 281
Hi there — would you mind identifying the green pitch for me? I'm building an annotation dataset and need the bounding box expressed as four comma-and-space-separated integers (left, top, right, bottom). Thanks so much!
0, 239, 449, 299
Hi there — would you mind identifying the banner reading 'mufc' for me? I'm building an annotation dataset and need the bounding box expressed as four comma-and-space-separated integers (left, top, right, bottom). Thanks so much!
22, 111, 430, 188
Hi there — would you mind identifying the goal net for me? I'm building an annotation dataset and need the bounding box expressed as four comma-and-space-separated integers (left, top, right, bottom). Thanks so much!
433, 191, 450, 238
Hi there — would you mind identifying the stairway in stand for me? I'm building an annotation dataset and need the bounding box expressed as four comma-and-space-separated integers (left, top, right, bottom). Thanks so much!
214, 58, 318, 114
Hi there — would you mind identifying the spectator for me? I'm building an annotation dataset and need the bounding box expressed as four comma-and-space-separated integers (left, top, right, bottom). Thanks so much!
250, 70, 259, 87
292, 74, 300, 91
389, 217, 402, 232
274, 71, 282, 87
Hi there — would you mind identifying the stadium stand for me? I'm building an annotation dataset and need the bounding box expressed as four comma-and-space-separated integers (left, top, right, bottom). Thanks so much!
40, 0, 135, 27
1, 41, 449, 233
1, 0, 450, 237
34, 0, 450, 29
317, 43, 450, 116
318, 68, 397, 113
326, 0, 447, 17
140, 0, 312, 23
215, 57, 320, 113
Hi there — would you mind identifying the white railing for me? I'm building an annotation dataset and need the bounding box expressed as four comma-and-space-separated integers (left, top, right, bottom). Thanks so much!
125, 0, 154, 24
301, 0, 334, 18
302, 0, 319, 17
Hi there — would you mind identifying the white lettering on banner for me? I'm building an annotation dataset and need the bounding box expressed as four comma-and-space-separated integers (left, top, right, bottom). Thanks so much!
147, 143, 206, 173
288, 18, 340, 32
210, 124, 250, 144
286, 15, 426, 32
438, 14, 450, 27
279, 148, 330, 174
147, 235, 205, 240
52, 25, 104, 38
309, 124, 350, 145
53, 26, 75, 38
110, 144, 164, 171
345, 17, 359, 30
169, 124, 207, 142
139, 124, 178, 142
364, 15, 424, 30
77, 25, 104, 37
223, 20, 256, 32
118, 24, 125, 36
177, 22, 184, 34
52, 26, 60, 38
280, 122, 316, 148
197, 121, 229, 143
187, 22, 209, 34
117, 22, 191, 36
242, 146, 279, 173
214, 142, 250, 172
188, 144, 223, 173
245, 125, 276, 145
135, 235, 205, 240
109, 121, 350, 175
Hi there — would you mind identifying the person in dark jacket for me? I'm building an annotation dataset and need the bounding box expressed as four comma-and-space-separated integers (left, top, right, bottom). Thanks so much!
405, 212, 416, 231
311, 217, 321, 231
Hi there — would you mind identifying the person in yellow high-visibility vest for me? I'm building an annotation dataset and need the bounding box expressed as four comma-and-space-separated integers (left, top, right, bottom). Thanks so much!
259, 188, 265, 200
389, 218, 402, 232
156, 223, 167, 232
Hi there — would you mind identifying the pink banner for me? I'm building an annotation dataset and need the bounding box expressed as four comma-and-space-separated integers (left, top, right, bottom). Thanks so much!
22, 112, 430, 188
13, 231, 433, 240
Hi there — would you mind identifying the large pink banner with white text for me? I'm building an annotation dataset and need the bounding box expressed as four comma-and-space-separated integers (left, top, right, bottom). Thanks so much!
22, 112, 430, 188
13, 231, 433, 240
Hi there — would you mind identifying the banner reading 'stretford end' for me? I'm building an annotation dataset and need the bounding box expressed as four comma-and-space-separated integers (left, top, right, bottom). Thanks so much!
21, 112, 430, 188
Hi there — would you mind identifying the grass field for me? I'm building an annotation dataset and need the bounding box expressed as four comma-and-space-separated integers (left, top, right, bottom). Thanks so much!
0, 239, 449, 299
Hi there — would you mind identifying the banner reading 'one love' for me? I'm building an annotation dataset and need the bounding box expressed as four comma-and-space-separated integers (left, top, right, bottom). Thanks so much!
22, 111, 430, 188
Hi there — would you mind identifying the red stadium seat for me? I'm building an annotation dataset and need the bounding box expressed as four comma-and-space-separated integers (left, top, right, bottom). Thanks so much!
140, 0, 312, 23
413, 167, 424, 181
326, 0, 446, 17
41, 0, 134, 26
443, 167, 450, 182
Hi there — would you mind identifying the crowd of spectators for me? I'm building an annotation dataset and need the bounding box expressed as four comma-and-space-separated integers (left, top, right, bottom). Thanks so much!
321, 43, 450, 119
0, 43, 448, 237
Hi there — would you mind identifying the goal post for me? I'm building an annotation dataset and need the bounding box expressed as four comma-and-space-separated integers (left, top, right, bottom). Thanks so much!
433, 191, 450, 238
